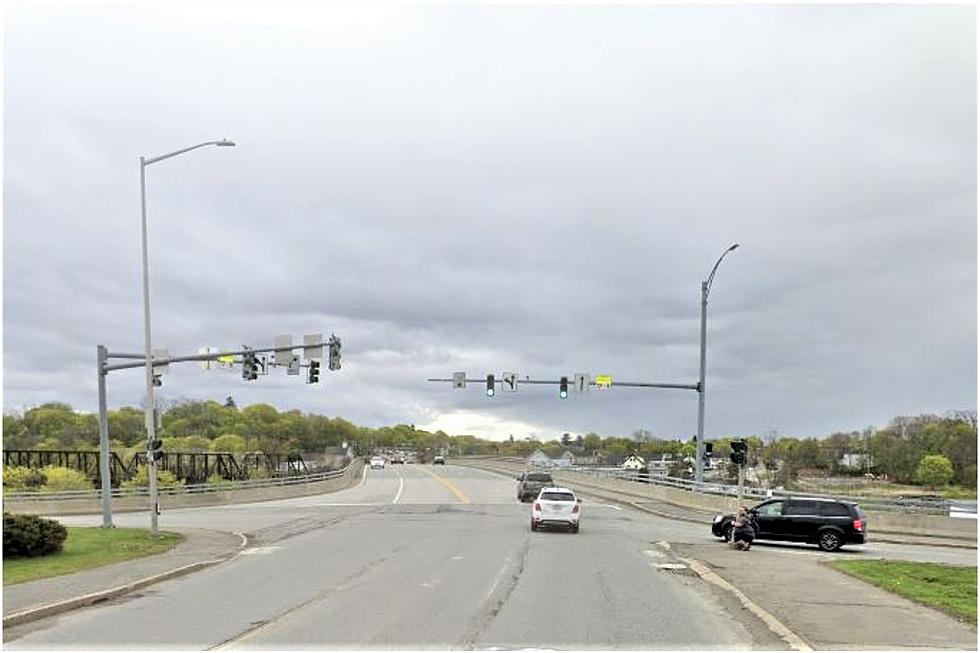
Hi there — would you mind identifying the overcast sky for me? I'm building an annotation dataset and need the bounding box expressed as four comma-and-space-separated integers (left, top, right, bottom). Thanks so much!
3, 3, 976, 442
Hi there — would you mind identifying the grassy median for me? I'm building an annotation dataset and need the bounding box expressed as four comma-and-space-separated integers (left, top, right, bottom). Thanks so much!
3, 527, 182, 586
827, 559, 977, 624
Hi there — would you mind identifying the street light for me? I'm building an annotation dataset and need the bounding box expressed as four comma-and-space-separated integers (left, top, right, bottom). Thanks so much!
695, 243, 739, 487
139, 140, 235, 534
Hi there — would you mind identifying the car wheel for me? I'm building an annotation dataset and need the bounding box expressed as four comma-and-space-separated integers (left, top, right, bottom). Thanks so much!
817, 529, 843, 552
570, 524, 579, 534
531, 519, 538, 532
723, 524, 732, 542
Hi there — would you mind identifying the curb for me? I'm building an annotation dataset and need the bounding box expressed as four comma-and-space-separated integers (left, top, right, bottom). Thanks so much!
676, 555, 813, 651
3, 555, 233, 628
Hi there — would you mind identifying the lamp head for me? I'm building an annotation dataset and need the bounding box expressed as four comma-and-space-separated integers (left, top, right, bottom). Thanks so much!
216, 139, 236, 147
728, 243, 740, 252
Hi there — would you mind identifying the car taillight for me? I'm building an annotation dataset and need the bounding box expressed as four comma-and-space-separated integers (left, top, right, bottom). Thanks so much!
853, 519, 863, 530
533, 503, 541, 511
571, 504, 580, 514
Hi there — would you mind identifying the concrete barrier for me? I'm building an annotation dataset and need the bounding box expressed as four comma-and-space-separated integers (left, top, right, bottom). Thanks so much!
4, 460, 365, 516
456, 458, 977, 545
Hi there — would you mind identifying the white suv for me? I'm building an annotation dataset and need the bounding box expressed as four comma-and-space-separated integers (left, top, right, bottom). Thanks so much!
370, 456, 386, 469
531, 487, 581, 533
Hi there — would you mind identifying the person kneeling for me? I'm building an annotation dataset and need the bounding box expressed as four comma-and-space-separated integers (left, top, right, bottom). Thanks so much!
731, 506, 755, 551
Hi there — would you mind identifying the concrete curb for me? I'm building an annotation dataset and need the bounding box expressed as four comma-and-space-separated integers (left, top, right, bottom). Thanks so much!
676, 554, 813, 652
3, 554, 233, 628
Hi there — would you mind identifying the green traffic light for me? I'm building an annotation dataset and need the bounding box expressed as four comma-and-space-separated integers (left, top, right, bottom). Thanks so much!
559, 390, 568, 399
487, 388, 495, 397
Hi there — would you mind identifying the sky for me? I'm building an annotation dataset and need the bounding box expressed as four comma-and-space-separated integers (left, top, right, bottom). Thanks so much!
3, 3, 976, 442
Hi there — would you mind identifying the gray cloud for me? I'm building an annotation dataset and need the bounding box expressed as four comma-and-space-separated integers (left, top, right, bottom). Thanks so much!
4, 4, 975, 440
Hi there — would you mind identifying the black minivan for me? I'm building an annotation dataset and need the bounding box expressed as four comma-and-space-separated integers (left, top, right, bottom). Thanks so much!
711, 497, 867, 551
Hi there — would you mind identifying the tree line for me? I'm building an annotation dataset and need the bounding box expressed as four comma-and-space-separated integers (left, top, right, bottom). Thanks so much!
2, 401, 975, 489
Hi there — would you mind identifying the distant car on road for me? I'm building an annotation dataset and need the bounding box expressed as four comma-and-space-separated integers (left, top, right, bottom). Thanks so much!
369, 456, 386, 470
711, 497, 866, 551
516, 471, 554, 502
391, 455, 405, 464
531, 487, 581, 533
433, 455, 445, 465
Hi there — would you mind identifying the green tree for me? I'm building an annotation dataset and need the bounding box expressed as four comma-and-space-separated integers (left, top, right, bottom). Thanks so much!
915, 455, 955, 489
39, 466, 93, 492
210, 434, 247, 454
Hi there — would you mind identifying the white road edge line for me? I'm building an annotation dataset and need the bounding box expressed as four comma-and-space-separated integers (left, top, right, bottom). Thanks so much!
357, 464, 368, 488
679, 557, 812, 652
393, 471, 404, 504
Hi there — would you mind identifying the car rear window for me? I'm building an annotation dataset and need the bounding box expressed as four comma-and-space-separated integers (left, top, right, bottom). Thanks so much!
540, 492, 575, 502
527, 474, 553, 482
819, 502, 852, 517
786, 500, 821, 515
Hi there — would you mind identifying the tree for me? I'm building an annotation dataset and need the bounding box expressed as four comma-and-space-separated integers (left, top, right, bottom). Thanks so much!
583, 433, 602, 452
915, 455, 954, 490
560, 433, 571, 447
224, 396, 237, 409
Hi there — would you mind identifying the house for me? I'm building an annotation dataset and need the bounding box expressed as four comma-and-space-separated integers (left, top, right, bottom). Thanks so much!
553, 450, 576, 468
840, 453, 874, 470
621, 453, 646, 471
527, 449, 553, 467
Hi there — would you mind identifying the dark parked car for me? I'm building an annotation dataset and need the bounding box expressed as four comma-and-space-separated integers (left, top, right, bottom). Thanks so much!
433, 455, 445, 465
516, 471, 555, 502
711, 497, 867, 552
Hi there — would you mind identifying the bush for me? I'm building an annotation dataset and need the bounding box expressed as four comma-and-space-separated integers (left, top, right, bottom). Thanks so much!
121, 467, 185, 491
39, 466, 94, 492
205, 473, 238, 491
3, 466, 47, 494
3, 513, 68, 558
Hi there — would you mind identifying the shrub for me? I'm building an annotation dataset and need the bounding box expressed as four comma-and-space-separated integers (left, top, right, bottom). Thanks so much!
3, 513, 68, 558
3, 466, 47, 494
205, 473, 237, 491
39, 466, 94, 492
121, 467, 185, 491
246, 467, 271, 480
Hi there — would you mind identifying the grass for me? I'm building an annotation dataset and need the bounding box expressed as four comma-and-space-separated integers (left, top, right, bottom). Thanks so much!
3, 527, 182, 586
827, 559, 977, 624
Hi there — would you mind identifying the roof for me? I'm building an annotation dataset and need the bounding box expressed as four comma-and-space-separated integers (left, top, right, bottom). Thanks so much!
539, 486, 576, 495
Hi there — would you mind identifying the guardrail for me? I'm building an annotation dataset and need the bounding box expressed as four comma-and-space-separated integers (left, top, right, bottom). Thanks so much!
466, 457, 975, 516
3, 464, 352, 502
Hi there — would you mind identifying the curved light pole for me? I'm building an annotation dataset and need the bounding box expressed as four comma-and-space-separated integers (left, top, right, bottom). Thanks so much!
140, 139, 235, 534
695, 243, 739, 487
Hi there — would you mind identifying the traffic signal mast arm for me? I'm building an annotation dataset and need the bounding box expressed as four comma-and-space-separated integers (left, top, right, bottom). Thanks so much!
102, 344, 325, 373
427, 376, 699, 391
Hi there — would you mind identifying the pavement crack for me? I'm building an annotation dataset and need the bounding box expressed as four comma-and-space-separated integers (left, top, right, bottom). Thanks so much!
457, 536, 531, 650
206, 552, 393, 650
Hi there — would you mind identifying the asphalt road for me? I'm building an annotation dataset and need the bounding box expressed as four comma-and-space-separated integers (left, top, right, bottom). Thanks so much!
6, 464, 974, 649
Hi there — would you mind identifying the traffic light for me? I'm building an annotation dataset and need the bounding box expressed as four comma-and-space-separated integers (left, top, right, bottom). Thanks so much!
559, 376, 568, 399
242, 352, 258, 381
307, 360, 320, 384
148, 438, 164, 463
705, 442, 713, 457
328, 335, 341, 371
486, 374, 495, 397
729, 439, 747, 466
152, 374, 162, 387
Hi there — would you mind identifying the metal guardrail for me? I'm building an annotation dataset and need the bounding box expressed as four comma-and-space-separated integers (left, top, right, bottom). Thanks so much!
4, 462, 354, 502
465, 457, 973, 516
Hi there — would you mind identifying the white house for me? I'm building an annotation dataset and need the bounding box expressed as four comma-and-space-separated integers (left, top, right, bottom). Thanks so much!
840, 453, 874, 470
554, 451, 575, 468
621, 453, 646, 470
527, 449, 553, 467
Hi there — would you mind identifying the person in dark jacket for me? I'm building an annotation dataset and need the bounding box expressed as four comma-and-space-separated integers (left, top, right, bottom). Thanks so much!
731, 505, 756, 551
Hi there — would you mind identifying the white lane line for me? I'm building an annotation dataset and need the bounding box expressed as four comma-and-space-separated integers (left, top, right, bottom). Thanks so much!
393, 471, 404, 504
606, 504, 623, 511
239, 546, 280, 556
357, 464, 368, 488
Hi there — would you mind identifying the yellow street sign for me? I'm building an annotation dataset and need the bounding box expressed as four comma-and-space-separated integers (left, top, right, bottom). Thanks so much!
595, 374, 612, 388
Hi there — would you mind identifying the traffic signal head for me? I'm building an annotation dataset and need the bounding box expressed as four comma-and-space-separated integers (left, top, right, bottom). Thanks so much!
328, 335, 341, 371
705, 442, 713, 456
242, 352, 258, 381
148, 438, 164, 463
308, 360, 320, 384
559, 376, 568, 399
486, 374, 495, 397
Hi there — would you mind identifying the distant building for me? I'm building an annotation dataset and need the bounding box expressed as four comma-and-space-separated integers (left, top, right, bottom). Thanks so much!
621, 453, 646, 471
554, 451, 576, 468
527, 449, 553, 467
840, 453, 874, 470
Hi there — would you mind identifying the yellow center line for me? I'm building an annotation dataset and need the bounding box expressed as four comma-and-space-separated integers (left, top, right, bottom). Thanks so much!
417, 466, 471, 504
